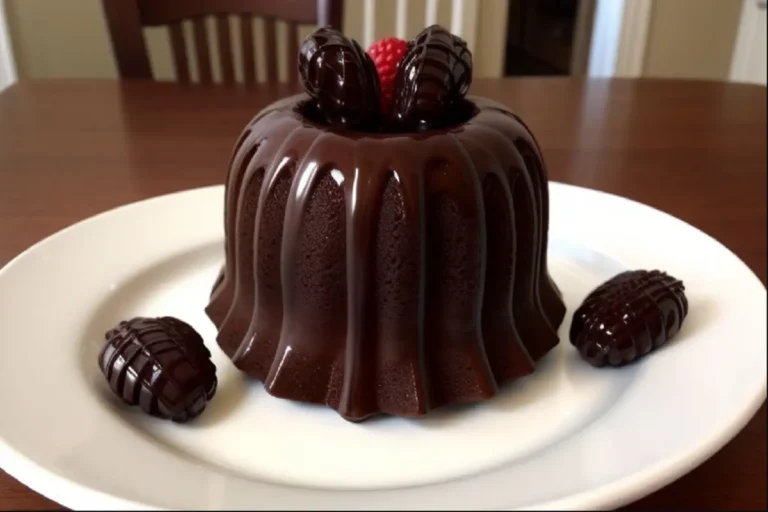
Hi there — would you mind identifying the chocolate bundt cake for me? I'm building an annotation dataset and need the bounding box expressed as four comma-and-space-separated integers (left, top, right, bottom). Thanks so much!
205, 26, 566, 421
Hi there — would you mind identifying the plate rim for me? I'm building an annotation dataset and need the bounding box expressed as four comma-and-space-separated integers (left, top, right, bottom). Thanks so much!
0, 182, 765, 511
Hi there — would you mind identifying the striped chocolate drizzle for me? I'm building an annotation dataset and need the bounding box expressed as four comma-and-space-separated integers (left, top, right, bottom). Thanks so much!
298, 27, 380, 129
393, 24, 473, 131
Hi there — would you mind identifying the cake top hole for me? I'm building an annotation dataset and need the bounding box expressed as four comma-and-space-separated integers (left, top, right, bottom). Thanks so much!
295, 97, 480, 136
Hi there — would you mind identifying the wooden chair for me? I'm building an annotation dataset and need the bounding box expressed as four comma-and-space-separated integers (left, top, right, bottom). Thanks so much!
101, 0, 343, 85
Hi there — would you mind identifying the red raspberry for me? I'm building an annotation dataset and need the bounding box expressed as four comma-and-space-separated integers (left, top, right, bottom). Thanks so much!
367, 37, 409, 116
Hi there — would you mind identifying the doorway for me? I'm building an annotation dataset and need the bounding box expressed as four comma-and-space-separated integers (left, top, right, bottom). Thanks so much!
0, 0, 17, 91
730, 0, 767, 84
504, 0, 594, 76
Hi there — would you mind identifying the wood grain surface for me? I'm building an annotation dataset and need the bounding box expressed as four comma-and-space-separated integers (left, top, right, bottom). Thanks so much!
0, 78, 765, 510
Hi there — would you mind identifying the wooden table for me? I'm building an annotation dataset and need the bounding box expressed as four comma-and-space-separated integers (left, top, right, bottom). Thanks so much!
0, 78, 765, 510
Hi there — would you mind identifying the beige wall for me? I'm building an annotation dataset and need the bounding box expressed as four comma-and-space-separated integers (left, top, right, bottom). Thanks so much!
642, 0, 743, 81
5, 0, 508, 82
6, 0, 115, 79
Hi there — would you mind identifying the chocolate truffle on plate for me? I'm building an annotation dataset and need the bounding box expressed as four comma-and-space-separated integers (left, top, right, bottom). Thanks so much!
98, 316, 217, 423
570, 270, 688, 367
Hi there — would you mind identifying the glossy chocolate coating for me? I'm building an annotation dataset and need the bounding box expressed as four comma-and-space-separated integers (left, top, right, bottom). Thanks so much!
298, 27, 380, 130
570, 270, 688, 367
98, 317, 217, 422
393, 24, 473, 131
205, 93, 566, 421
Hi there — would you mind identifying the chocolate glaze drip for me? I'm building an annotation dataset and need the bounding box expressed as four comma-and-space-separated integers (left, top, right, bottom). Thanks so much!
98, 317, 217, 423
205, 94, 566, 421
570, 270, 688, 367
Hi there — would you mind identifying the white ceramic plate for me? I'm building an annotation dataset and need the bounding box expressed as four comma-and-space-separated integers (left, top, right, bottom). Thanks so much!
0, 183, 765, 511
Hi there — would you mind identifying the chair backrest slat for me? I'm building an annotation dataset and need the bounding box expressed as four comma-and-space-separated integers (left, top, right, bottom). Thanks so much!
216, 15, 236, 84
190, 18, 212, 83
192, 18, 214, 83
263, 18, 278, 83
168, 22, 190, 82
239, 14, 257, 85
287, 22, 299, 85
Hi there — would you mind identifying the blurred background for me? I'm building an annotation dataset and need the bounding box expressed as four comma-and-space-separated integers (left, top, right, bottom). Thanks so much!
0, 0, 766, 91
